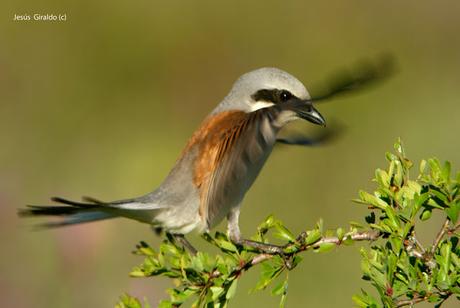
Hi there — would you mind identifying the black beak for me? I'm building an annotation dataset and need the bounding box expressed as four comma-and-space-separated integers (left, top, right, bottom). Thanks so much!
293, 100, 326, 126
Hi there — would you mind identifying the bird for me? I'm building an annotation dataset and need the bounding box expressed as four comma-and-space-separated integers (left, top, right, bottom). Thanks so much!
19, 62, 392, 254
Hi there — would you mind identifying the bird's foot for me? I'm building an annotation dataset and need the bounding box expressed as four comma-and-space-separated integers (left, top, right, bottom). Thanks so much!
170, 233, 198, 256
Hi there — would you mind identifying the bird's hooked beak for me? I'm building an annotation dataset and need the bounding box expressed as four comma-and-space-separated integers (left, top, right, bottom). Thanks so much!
291, 99, 326, 126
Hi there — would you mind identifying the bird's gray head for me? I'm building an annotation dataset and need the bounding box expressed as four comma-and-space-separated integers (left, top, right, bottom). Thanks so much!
213, 67, 325, 126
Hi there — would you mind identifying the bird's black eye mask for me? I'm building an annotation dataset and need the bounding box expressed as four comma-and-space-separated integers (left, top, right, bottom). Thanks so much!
251, 89, 297, 104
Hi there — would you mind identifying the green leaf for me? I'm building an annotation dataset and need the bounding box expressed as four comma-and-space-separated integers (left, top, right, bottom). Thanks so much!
271, 278, 288, 308
304, 229, 322, 245
428, 294, 440, 303
429, 158, 443, 182
262, 214, 276, 228
375, 169, 391, 188
427, 198, 444, 209
130, 268, 147, 277
438, 242, 452, 284
386, 151, 398, 162
255, 261, 283, 290
336, 227, 345, 241
117, 293, 142, 308
419, 159, 427, 174
274, 223, 296, 242
167, 288, 196, 305
316, 218, 324, 233
160, 241, 181, 256
430, 188, 449, 204
445, 200, 460, 223
442, 161, 451, 183
271, 280, 286, 296
314, 242, 335, 253
420, 210, 432, 221
414, 192, 430, 211
351, 294, 368, 307
214, 233, 238, 253
359, 190, 388, 209
291, 255, 303, 268
383, 206, 400, 230
226, 278, 238, 300
350, 221, 365, 229
342, 235, 354, 246
157, 300, 172, 308
394, 161, 403, 187
352, 289, 378, 308
386, 253, 397, 283
407, 180, 422, 195
210, 286, 224, 302
209, 286, 224, 302
394, 138, 404, 155
135, 241, 155, 256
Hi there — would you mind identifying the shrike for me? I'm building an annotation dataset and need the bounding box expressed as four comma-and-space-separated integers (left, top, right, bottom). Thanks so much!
19, 64, 387, 253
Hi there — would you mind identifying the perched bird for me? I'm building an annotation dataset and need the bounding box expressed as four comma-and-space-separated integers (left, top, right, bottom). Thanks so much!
19, 63, 391, 253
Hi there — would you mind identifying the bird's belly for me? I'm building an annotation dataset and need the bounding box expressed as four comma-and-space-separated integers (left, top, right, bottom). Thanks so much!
152, 199, 205, 234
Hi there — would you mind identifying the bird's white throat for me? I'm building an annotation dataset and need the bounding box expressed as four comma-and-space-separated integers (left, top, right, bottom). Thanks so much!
249, 101, 275, 112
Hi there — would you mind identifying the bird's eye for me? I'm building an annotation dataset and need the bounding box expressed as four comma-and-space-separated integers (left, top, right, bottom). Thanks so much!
279, 90, 292, 102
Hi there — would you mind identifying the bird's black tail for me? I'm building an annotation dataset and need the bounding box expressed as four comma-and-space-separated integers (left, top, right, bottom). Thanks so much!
18, 196, 116, 228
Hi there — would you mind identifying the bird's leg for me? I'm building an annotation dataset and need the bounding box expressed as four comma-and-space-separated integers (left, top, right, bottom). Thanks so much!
227, 207, 242, 243
171, 233, 198, 256
227, 207, 284, 254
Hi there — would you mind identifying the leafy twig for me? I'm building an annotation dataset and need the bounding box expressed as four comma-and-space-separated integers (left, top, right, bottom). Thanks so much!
395, 295, 427, 307
225, 230, 381, 272
431, 219, 451, 254
117, 140, 460, 308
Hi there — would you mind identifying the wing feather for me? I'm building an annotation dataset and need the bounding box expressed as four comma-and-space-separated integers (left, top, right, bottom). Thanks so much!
194, 109, 275, 227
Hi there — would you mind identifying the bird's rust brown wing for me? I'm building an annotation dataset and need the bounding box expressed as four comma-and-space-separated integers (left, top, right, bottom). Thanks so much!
186, 110, 268, 228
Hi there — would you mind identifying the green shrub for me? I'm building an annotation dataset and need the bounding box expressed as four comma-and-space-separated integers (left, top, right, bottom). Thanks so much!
117, 140, 460, 307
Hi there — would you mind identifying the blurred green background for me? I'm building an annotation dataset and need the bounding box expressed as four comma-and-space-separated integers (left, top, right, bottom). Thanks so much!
1, 1, 460, 307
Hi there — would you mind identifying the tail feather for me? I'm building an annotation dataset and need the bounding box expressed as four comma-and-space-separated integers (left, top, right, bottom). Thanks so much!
34, 211, 115, 229
81, 196, 105, 204
50, 196, 102, 207
19, 195, 164, 228
18, 196, 115, 228
18, 205, 92, 217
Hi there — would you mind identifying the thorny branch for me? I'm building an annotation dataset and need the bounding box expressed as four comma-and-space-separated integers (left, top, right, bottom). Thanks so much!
431, 219, 451, 254
212, 230, 381, 280
402, 217, 457, 271
395, 295, 427, 307
395, 217, 457, 306
395, 291, 452, 307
